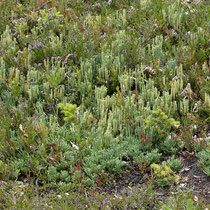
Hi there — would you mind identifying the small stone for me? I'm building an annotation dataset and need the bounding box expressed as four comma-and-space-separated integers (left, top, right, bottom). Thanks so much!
193, 195, 198, 202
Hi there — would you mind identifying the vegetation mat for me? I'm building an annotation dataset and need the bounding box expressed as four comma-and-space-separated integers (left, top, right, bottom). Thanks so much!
0, 0, 209, 209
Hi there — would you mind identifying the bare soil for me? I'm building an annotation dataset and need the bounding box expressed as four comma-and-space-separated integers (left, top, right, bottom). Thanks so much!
101, 152, 210, 206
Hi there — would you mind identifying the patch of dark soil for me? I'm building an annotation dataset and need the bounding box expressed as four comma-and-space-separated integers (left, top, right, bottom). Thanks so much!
100, 153, 210, 205
179, 151, 210, 203
102, 166, 146, 194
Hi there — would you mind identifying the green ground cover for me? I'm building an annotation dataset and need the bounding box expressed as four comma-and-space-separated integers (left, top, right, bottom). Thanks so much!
0, 0, 209, 208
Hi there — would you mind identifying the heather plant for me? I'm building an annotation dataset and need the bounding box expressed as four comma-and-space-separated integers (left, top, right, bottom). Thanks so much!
194, 137, 209, 153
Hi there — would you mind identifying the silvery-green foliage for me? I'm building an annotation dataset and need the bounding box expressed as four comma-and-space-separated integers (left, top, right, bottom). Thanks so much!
160, 136, 178, 155
196, 138, 210, 176
1, 25, 17, 51
47, 166, 60, 182
152, 35, 164, 61
162, 1, 184, 31
0, 57, 6, 80
166, 156, 183, 172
